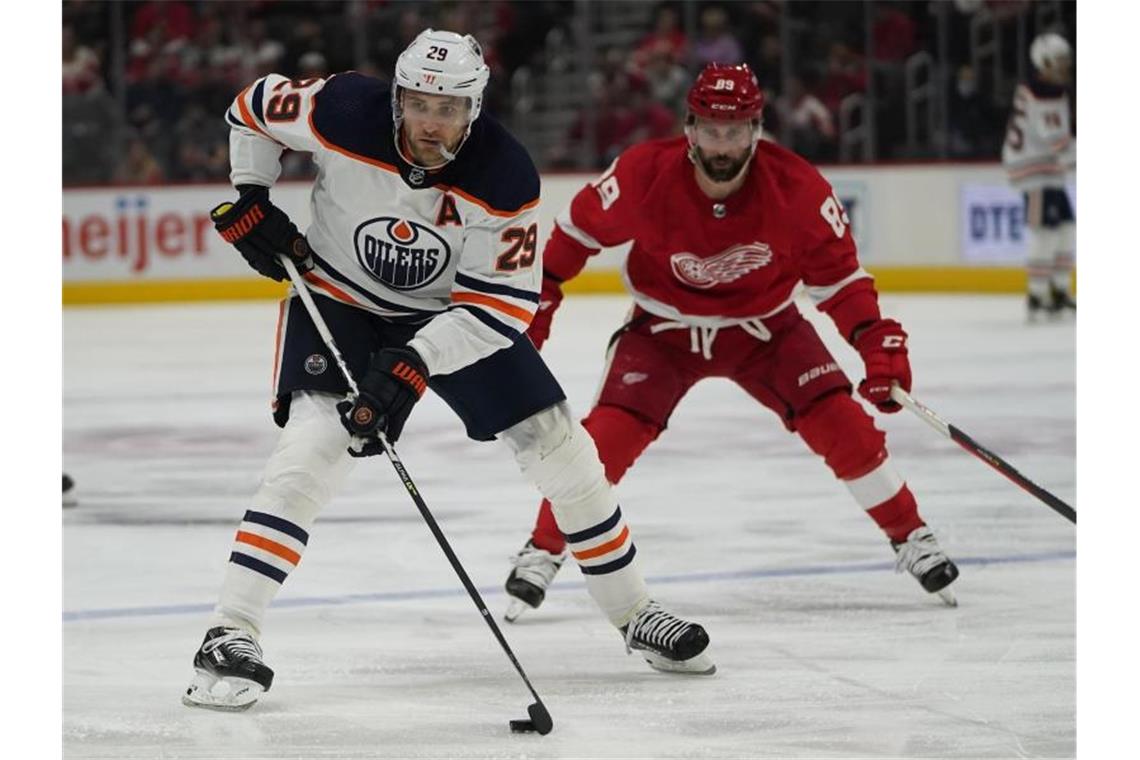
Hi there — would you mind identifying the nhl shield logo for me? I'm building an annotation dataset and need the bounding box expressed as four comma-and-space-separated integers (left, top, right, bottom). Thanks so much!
354, 217, 452, 290
408, 167, 425, 185
304, 353, 328, 375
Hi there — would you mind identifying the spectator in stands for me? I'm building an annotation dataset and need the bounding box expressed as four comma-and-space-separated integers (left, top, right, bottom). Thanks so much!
130, 0, 196, 49
240, 19, 287, 82
63, 86, 125, 184
634, 3, 688, 69
171, 101, 229, 181
298, 51, 329, 79
819, 42, 867, 115
114, 136, 164, 184
753, 34, 783, 94
690, 5, 745, 70
871, 2, 918, 63
777, 74, 837, 162
63, 24, 103, 95
639, 39, 691, 118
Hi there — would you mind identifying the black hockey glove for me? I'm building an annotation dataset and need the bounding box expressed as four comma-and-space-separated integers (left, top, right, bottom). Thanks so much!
337, 347, 429, 455
210, 185, 312, 282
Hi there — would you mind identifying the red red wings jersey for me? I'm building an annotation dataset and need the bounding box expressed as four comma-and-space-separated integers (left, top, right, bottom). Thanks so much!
545, 137, 875, 330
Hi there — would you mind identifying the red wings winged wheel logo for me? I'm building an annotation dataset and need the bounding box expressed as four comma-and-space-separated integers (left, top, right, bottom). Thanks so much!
669, 243, 773, 289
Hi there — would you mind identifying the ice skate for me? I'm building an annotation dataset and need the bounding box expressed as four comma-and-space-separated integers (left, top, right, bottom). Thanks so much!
1026, 293, 1049, 322
892, 526, 960, 606
62, 474, 78, 509
1049, 284, 1076, 314
182, 626, 274, 711
504, 540, 566, 622
621, 600, 716, 675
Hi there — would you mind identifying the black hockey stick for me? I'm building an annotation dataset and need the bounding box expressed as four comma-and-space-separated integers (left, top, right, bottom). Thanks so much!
890, 386, 1076, 524
278, 256, 554, 735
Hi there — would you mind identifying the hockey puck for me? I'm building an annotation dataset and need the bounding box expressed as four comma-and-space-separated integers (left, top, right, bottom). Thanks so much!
509, 719, 537, 733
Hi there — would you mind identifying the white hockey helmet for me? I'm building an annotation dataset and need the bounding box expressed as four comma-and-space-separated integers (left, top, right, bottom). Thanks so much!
392, 29, 490, 125
1029, 32, 1072, 74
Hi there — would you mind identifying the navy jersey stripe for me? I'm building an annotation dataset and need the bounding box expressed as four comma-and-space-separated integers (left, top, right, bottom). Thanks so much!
242, 510, 309, 545
309, 250, 441, 317
578, 545, 637, 576
454, 272, 539, 304
563, 506, 623, 544
451, 303, 520, 340
226, 109, 245, 129
252, 78, 267, 127
229, 552, 289, 583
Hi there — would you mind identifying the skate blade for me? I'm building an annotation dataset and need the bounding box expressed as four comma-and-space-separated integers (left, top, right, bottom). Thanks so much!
504, 597, 535, 623
182, 670, 264, 712
636, 649, 717, 676
936, 587, 958, 607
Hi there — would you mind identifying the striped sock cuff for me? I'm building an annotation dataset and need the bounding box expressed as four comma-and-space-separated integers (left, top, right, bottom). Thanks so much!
227, 509, 309, 584
565, 506, 637, 576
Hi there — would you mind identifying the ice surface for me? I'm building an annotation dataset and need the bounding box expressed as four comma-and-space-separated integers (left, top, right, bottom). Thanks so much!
63, 294, 1075, 758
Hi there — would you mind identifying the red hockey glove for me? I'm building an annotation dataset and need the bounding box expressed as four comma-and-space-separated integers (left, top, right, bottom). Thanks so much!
526, 275, 565, 351
852, 319, 911, 413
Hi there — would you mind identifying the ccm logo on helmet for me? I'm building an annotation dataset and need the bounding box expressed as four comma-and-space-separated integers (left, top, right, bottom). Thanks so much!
354, 217, 452, 290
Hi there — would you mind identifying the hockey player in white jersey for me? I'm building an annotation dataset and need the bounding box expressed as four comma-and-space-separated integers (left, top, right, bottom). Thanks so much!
1002, 32, 1075, 317
182, 30, 714, 712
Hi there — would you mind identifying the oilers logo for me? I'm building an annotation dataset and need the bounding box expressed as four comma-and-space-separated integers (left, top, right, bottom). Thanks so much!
354, 217, 451, 290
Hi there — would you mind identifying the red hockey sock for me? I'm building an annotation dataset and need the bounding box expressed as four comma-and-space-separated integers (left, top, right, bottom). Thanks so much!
528, 405, 660, 555
531, 499, 565, 553
866, 484, 925, 544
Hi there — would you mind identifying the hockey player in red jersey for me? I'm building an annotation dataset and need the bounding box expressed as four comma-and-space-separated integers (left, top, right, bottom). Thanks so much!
504, 63, 959, 622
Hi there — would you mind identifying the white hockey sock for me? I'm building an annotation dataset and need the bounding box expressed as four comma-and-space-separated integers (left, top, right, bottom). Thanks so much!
1027, 226, 1057, 298
502, 403, 648, 627
1050, 222, 1075, 294
213, 391, 354, 637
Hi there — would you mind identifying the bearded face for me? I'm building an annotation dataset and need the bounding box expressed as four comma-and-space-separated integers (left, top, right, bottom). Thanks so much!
688, 117, 757, 182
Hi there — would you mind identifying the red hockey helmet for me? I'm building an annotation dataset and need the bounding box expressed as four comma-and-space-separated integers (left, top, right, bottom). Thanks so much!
686, 63, 764, 121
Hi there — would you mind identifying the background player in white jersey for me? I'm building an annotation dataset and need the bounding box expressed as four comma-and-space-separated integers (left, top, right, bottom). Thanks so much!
182, 29, 714, 712
1001, 32, 1075, 318
502, 64, 960, 623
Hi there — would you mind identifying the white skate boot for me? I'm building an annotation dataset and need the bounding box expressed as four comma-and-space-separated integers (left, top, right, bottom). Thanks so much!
622, 600, 716, 675
504, 540, 567, 622
182, 626, 274, 711
892, 526, 960, 606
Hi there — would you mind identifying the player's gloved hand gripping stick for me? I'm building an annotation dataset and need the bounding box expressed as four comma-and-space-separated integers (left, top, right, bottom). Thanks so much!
890, 385, 1075, 524
276, 254, 553, 736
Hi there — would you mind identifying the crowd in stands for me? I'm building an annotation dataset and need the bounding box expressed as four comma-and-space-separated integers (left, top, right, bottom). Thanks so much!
63, 0, 1073, 185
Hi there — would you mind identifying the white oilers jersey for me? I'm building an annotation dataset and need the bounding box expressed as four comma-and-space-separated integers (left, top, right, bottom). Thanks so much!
225, 72, 541, 376
1001, 79, 1075, 190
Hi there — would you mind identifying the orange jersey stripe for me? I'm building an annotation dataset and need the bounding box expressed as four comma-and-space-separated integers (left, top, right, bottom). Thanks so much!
235, 530, 302, 565
302, 271, 364, 308
308, 92, 401, 174
451, 291, 534, 324
438, 184, 540, 218
235, 85, 272, 140
572, 526, 630, 561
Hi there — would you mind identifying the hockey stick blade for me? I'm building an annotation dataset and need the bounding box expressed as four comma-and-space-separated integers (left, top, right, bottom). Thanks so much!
890, 386, 1075, 524
528, 701, 554, 734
